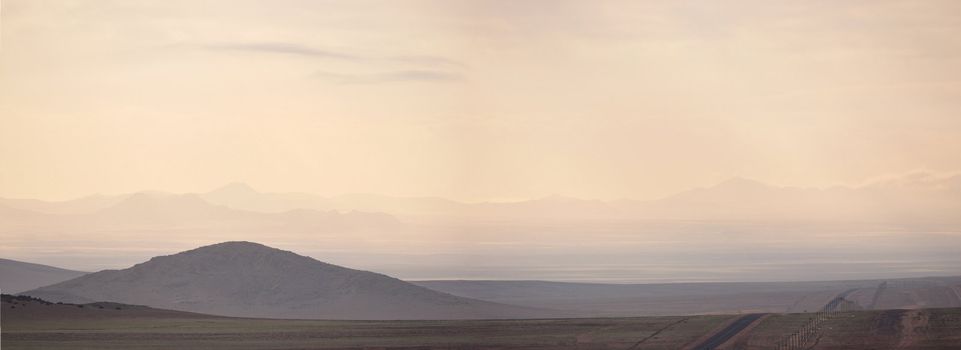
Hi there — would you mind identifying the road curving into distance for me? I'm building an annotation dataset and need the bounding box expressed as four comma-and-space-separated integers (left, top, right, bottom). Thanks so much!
689, 313, 766, 350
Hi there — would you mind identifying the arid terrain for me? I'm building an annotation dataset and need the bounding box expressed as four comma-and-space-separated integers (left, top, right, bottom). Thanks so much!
4, 1, 961, 349
20, 242, 555, 320
5, 242, 960, 349
9, 242, 961, 320
415, 276, 961, 316
3, 295, 961, 349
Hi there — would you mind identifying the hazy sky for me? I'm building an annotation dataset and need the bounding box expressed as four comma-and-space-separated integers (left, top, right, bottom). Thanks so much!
2, 0, 960, 201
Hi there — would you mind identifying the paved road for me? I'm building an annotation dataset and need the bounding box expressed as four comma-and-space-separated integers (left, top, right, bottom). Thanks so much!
822, 288, 860, 312
948, 285, 961, 307
689, 313, 765, 350
868, 282, 887, 309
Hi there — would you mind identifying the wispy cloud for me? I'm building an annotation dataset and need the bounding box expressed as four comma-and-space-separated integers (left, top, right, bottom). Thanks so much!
201, 41, 465, 68
199, 41, 466, 83
314, 70, 464, 84
203, 42, 362, 61
388, 55, 466, 68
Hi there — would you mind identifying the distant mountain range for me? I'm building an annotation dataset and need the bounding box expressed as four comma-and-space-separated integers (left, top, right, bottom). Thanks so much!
2, 173, 959, 289
626, 174, 961, 225
199, 174, 961, 224
3, 172, 958, 225
22, 242, 555, 320
0, 190, 400, 232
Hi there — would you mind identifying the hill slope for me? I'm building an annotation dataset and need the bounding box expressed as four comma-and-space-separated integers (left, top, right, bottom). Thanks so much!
0, 258, 87, 294
2, 294, 215, 321
22, 242, 552, 320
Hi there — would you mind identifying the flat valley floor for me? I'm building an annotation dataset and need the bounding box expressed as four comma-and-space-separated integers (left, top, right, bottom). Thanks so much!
3, 298, 961, 350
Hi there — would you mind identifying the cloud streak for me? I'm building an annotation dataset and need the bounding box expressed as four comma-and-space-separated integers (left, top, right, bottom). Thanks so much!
389, 55, 466, 68
202, 41, 464, 67
314, 69, 464, 84
204, 42, 362, 61
200, 41, 466, 83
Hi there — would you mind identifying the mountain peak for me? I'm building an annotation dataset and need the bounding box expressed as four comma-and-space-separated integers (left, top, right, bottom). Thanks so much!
147, 241, 321, 271
182, 241, 288, 257
97, 193, 234, 224
24, 242, 547, 320
190, 240, 274, 252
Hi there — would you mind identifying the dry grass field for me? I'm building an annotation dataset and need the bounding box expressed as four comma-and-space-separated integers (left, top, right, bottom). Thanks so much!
4, 295, 961, 349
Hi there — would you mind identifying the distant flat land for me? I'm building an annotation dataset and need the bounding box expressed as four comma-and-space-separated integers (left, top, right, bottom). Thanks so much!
414, 276, 961, 317
4, 296, 961, 349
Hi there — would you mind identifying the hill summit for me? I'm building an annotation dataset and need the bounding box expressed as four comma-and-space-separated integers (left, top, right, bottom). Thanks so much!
23, 241, 549, 320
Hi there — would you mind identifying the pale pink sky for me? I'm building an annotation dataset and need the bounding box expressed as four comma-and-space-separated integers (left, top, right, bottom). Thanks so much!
2, 0, 960, 201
